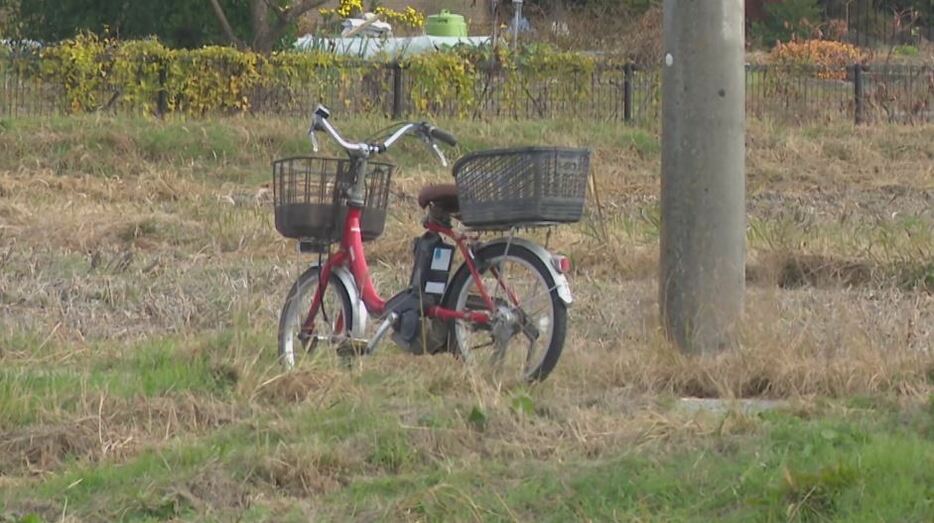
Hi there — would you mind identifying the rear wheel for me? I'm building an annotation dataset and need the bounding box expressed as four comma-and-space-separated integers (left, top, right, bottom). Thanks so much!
277, 266, 354, 369
443, 244, 567, 384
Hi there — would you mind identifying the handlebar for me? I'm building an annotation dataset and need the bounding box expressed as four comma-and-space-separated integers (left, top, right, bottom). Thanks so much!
308, 104, 456, 165
427, 126, 457, 147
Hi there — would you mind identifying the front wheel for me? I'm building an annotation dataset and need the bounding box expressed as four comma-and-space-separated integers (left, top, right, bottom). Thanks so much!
443, 243, 568, 384
277, 266, 354, 369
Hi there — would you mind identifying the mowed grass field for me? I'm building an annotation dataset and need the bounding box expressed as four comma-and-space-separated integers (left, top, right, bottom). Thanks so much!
0, 115, 932, 522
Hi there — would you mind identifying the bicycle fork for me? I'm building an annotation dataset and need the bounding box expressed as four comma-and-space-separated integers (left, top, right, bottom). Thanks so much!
299, 263, 395, 357
299, 261, 335, 341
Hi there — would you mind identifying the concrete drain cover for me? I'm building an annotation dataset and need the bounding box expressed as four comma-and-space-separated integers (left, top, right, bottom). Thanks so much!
677, 398, 787, 415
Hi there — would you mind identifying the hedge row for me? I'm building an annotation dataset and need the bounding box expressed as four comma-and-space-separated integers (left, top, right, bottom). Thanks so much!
0, 34, 598, 117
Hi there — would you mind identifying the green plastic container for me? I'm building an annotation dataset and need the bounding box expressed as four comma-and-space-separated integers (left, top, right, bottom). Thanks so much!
425, 10, 467, 37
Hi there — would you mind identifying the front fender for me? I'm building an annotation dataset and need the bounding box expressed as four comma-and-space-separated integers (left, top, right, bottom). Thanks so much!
311, 263, 369, 338
464, 237, 573, 305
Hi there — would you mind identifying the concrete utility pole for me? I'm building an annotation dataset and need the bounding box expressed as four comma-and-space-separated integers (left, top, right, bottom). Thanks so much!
660, 0, 746, 354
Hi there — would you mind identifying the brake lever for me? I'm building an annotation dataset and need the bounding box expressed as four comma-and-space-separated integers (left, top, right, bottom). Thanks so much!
308, 127, 319, 153
430, 141, 448, 167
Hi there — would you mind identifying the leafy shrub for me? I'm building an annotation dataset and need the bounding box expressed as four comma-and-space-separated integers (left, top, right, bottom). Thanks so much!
771, 39, 865, 80
893, 45, 919, 56
318, 0, 425, 34
17, 35, 595, 118
39, 32, 110, 112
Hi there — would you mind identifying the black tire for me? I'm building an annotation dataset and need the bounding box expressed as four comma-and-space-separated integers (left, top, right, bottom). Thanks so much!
442, 243, 568, 383
277, 266, 354, 369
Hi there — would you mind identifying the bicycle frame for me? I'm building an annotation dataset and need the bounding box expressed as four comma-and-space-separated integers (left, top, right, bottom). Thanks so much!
300, 206, 498, 337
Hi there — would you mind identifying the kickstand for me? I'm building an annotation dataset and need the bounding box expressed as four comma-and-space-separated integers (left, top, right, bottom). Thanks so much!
365, 312, 398, 355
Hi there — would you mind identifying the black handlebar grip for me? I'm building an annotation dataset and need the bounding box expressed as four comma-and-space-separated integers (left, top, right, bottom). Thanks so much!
314, 104, 331, 119
429, 126, 457, 147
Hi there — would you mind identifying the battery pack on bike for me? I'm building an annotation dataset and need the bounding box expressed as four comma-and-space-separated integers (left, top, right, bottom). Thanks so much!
423, 241, 455, 297
387, 232, 454, 353
407, 232, 453, 304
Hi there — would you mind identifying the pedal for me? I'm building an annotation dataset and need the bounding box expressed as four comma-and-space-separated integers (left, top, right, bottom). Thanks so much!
297, 330, 318, 353
336, 337, 369, 358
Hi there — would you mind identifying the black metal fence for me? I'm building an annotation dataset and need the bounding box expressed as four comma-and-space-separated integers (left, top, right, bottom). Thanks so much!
0, 58, 931, 125
746, 64, 933, 124
236, 63, 664, 124
819, 0, 933, 48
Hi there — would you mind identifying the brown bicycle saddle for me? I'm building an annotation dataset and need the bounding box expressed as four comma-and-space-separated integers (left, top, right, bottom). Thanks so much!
416, 184, 459, 214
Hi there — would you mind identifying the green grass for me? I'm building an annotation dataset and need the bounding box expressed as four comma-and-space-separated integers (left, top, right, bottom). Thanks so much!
4, 364, 931, 522
314, 405, 933, 522
0, 115, 657, 180
0, 324, 273, 424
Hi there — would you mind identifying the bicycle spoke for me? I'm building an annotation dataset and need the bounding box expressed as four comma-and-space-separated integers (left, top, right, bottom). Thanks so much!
524, 338, 538, 373
490, 264, 522, 307
491, 230, 516, 305
470, 340, 495, 351
453, 247, 561, 384
512, 283, 559, 314
489, 341, 507, 368
491, 262, 558, 316
520, 301, 552, 324
519, 319, 540, 343
320, 294, 331, 325
280, 270, 351, 369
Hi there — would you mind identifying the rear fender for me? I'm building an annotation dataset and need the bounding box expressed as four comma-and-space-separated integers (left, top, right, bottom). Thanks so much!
451, 237, 573, 305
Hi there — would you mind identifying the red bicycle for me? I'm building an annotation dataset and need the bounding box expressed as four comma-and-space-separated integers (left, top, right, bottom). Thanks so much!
274, 105, 588, 383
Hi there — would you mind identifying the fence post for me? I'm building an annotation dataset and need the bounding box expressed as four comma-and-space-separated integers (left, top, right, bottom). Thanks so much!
623, 63, 634, 123
391, 62, 404, 119
852, 63, 864, 125
854, 0, 862, 47
157, 59, 168, 118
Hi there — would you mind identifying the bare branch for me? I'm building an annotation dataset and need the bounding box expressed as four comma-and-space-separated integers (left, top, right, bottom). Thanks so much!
283, 0, 329, 22
262, 0, 288, 21
207, 0, 245, 48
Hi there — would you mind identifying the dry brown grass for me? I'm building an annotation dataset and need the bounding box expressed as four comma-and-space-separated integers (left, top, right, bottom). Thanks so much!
526, 3, 663, 62
0, 114, 930, 365
0, 392, 241, 476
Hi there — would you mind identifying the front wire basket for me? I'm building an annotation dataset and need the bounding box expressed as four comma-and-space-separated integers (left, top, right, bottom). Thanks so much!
272, 156, 393, 243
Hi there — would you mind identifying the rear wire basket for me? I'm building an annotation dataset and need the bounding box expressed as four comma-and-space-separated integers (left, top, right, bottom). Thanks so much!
272, 156, 393, 243
453, 147, 590, 229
